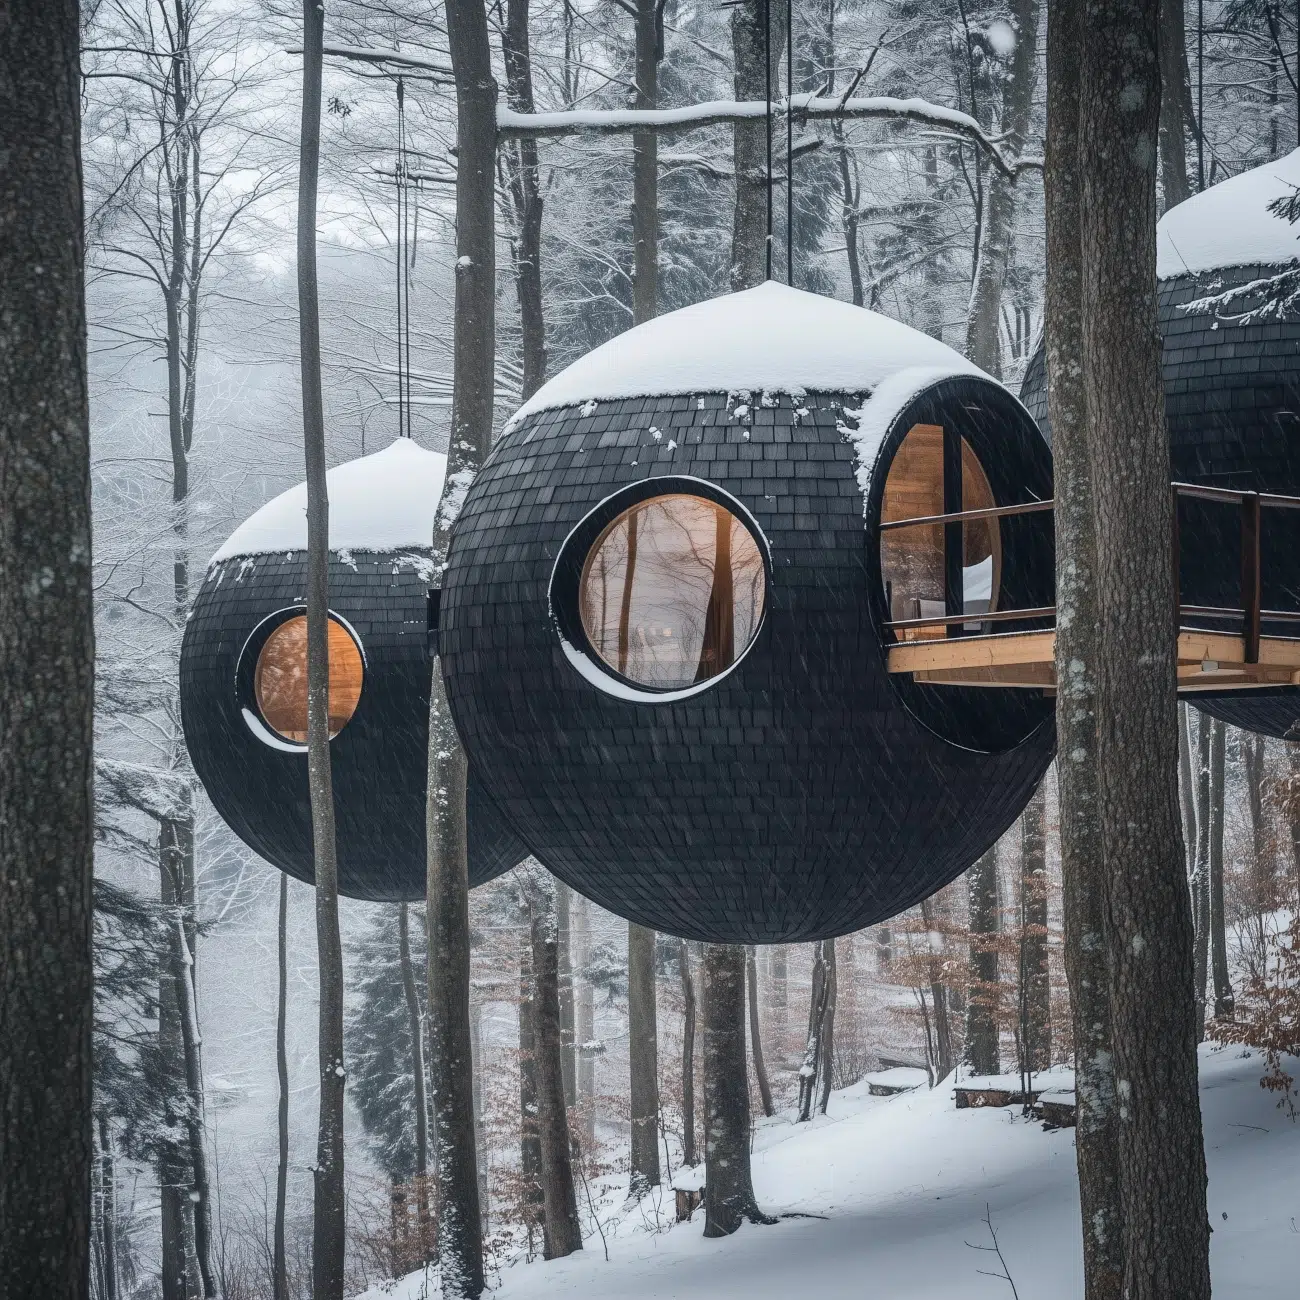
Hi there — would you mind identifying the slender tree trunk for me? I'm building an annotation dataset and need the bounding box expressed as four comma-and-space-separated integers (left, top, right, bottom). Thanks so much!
702, 945, 771, 1236
919, 897, 954, 1079
679, 939, 697, 1167
745, 947, 774, 1118
1020, 786, 1051, 1071
471, 994, 490, 1230
631, 0, 660, 323
274, 876, 289, 1300
1080, 3, 1211, 1295
1178, 703, 1196, 856
99, 1114, 119, 1300
1045, 5, 1123, 1292
964, 848, 1000, 1075
769, 945, 788, 1040
518, 920, 543, 1241
730, 0, 785, 288
427, 0, 497, 1292
502, 0, 546, 397
1208, 719, 1233, 1019
627, 922, 661, 1196
1191, 710, 1211, 1037
399, 904, 432, 1257
817, 941, 837, 1116
965, 0, 1040, 375
529, 879, 582, 1258
1158, 0, 1191, 209
159, 833, 201, 1300
797, 942, 830, 1122
298, 5, 346, 1294
556, 883, 575, 1107
574, 894, 596, 1152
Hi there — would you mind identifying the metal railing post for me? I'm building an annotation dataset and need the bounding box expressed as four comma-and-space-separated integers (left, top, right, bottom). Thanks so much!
1241, 491, 1261, 664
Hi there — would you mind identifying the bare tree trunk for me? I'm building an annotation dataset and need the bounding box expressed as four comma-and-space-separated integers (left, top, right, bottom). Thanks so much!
98, 1114, 118, 1300
730, 0, 785, 288
274, 876, 289, 1300
427, 0, 497, 1292
817, 941, 837, 1116
745, 947, 774, 1118
297, 6, 346, 1294
965, 0, 1040, 375
627, 922, 661, 1196
471, 994, 490, 1230
1020, 786, 1051, 1070
1158, 0, 1191, 209
1045, 5, 1123, 1292
574, 895, 596, 1152
159, 835, 201, 1300
631, 0, 661, 323
1191, 710, 1211, 1038
528, 877, 582, 1258
518, 921, 543, 1241
702, 945, 771, 1236
501, 0, 546, 398
1208, 719, 1233, 1019
399, 904, 432, 1257
918, 897, 954, 1079
964, 848, 1000, 1075
556, 884, 575, 1107
769, 944, 788, 1040
1178, 703, 1197, 856
679, 939, 697, 1167
797, 942, 830, 1122
1080, 4, 1211, 1295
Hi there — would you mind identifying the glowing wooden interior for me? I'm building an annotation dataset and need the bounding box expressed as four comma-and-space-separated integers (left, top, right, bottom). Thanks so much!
880, 423, 1000, 640
254, 615, 364, 742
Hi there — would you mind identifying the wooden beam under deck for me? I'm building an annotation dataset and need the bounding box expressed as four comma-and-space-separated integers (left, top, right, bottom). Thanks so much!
888, 627, 1300, 691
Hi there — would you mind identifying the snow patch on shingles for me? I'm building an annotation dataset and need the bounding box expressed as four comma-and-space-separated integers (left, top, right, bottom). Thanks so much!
1157, 147, 1300, 278
841, 365, 980, 511
209, 438, 447, 565
502, 282, 977, 430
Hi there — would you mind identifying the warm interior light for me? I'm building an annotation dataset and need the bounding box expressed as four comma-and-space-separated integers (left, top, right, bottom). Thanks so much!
578, 493, 766, 689
254, 615, 364, 743
880, 423, 1000, 639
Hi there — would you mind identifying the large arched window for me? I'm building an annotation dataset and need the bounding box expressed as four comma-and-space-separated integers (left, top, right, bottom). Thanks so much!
880, 423, 1000, 635
578, 493, 766, 690
253, 614, 364, 743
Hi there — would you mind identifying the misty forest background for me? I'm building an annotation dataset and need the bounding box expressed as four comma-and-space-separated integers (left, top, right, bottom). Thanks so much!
83, 0, 1300, 1296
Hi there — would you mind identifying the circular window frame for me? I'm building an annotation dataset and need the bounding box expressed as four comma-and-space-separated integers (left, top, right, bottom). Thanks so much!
548, 476, 772, 703
235, 606, 367, 752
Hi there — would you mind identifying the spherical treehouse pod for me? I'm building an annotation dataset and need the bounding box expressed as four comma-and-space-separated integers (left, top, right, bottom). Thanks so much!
440, 284, 1057, 943
1020, 148, 1300, 739
180, 439, 527, 901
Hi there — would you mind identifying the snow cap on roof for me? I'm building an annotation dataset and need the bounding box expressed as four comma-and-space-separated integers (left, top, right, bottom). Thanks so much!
1157, 148, 1300, 279
211, 438, 447, 563
504, 282, 981, 427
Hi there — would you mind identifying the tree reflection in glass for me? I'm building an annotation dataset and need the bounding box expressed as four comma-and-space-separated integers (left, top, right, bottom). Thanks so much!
579, 494, 765, 689
254, 615, 364, 742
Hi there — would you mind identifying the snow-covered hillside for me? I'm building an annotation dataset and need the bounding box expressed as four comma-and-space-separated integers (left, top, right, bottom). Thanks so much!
357, 1045, 1300, 1300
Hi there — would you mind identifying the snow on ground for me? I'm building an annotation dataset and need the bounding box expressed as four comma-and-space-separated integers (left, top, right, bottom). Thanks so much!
356, 1044, 1300, 1299
210, 438, 446, 563
1157, 147, 1300, 278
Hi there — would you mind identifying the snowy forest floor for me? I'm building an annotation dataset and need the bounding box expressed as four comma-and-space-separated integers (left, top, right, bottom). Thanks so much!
357, 1044, 1299, 1299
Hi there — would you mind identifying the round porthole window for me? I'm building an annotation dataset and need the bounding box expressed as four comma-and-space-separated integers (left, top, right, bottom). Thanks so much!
250, 613, 364, 744
575, 492, 767, 691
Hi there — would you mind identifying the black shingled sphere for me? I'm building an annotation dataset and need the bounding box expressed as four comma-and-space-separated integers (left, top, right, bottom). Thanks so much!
1020, 263, 1300, 739
181, 550, 526, 901
440, 379, 1056, 943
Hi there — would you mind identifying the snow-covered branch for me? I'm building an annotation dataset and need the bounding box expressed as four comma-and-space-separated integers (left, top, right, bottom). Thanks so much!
97, 758, 193, 823
498, 94, 1036, 179
289, 42, 455, 81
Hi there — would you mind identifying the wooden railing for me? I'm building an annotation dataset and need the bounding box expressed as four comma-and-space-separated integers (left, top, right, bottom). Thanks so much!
881, 484, 1300, 657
